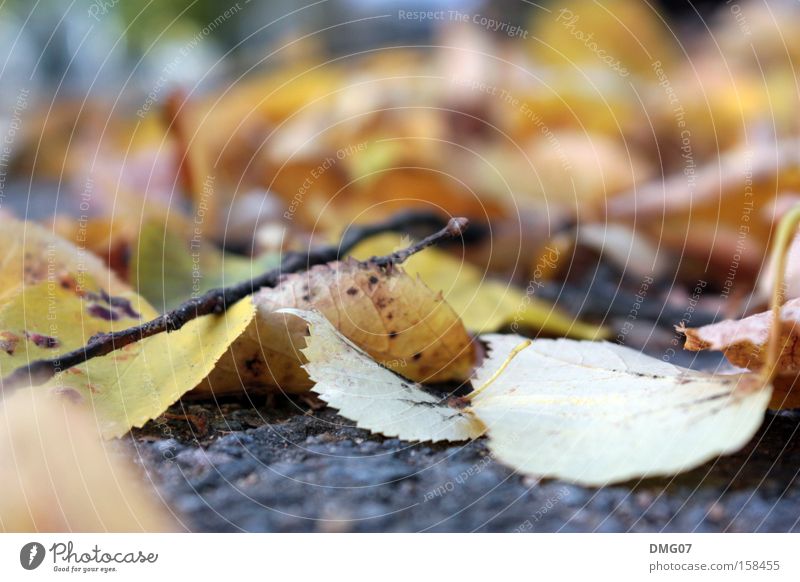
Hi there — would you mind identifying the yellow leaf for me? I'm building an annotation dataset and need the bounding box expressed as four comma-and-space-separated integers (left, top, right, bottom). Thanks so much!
530, 0, 675, 77
0, 218, 256, 437
0, 218, 127, 301
200, 257, 475, 395
0, 388, 175, 532
0, 283, 255, 438
0, 282, 154, 370
43, 299, 254, 438
352, 234, 605, 339
131, 217, 280, 311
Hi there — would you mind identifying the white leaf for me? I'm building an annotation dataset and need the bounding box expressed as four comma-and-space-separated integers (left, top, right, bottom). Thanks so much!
284, 309, 484, 443
471, 336, 772, 486
289, 309, 772, 486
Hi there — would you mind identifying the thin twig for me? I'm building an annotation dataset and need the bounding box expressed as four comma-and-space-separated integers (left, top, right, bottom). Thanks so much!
2, 212, 469, 389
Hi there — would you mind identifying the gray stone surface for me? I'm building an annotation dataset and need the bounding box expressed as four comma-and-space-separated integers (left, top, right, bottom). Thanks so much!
129, 394, 800, 532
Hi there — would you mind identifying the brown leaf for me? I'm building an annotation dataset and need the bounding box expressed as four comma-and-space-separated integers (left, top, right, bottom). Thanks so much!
682, 300, 800, 409
682, 300, 800, 373
198, 258, 475, 395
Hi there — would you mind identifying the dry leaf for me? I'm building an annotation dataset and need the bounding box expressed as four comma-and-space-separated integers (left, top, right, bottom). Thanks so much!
530, 0, 675, 78
0, 281, 153, 372
469, 335, 770, 485
352, 234, 606, 338
292, 308, 484, 442
290, 310, 771, 486
682, 300, 800, 409
200, 258, 475, 395
0, 388, 175, 532
682, 303, 800, 372
574, 223, 670, 280
0, 218, 127, 301
52, 215, 134, 280
0, 220, 256, 437
43, 299, 254, 438
131, 217, 280, 311
0, 283, 255, 438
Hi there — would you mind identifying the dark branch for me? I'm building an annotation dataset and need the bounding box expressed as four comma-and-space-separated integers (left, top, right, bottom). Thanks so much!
2, 212, 469, 389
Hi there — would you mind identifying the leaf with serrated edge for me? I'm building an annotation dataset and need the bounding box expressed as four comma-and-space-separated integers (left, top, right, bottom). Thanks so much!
292, 308, 772, 485
470, 335, 772, 486
286, 309, 484, 443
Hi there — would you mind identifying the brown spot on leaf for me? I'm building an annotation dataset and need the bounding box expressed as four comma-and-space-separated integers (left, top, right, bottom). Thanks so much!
87, 304, 119, 321
58, 273, 80, 292
85, 290, 141, 319
24, 331, 60, 349
244, 356, 265, 376
52, 386, 83, 404
103, 292, 141, 319
0, 331, 20, 355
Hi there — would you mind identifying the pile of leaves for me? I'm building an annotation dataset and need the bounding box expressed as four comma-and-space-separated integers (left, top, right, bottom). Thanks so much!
3, 0, 800, 531
1, 206, 797, 531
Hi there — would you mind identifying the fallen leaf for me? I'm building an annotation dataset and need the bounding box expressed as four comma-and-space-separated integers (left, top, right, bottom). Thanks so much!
0, 218, 127, 301
682, 300, 800, 409
290, 310, 771, 486
530, 0, 676, 78
469, 335, 770, 485
352, 233, 605, 338
131, 216, 280, 311
292, 308, 484, 442
200, 257, 475, 395
574, 223, 671, 280
52, 215, 135, 280
0, 388, 175, 532
0, 282, 151, 372
48, 299, 254, 437
607, 140, 800, 285
681, 303, 800, 372
0, 283, 255, 438
0, 220, 257, 437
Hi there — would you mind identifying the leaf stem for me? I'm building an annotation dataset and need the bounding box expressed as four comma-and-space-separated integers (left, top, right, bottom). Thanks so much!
466, 340, 531, 400
761, 205, 800, 385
